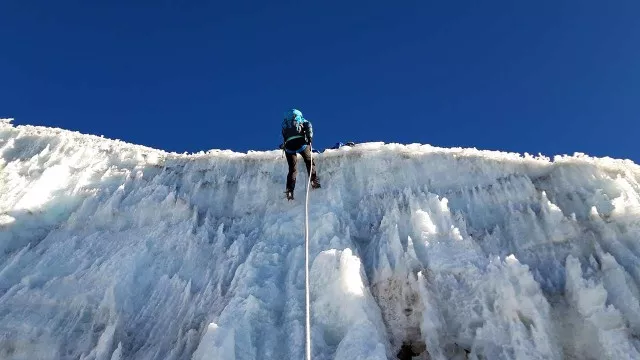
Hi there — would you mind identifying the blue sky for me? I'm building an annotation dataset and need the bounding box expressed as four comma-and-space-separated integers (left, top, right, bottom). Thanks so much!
1, 1, 639, 161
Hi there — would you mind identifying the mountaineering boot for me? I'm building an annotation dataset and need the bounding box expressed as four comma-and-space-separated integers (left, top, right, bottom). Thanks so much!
311, 179, 321, 189
285, 190, 294, 201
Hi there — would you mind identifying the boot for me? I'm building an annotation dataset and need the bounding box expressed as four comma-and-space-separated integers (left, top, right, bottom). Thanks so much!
285, 189, 294, 201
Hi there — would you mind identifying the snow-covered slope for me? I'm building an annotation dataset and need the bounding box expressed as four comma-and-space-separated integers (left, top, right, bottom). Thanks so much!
2, 119, 640, 360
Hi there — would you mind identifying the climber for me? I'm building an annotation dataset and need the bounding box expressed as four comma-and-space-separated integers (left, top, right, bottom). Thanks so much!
280, 108, 320, 200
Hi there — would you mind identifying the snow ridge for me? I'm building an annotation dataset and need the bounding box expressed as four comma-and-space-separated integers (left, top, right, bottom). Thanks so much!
1, 122, 640, 359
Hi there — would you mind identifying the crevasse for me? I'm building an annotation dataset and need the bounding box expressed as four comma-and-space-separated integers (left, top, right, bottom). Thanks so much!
1, 119, 640, 360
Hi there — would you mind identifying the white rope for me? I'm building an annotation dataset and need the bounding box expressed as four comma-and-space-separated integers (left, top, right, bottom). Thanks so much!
304, 146, 313, 360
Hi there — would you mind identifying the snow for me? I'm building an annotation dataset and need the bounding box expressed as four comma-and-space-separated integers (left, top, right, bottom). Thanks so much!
2, 121, 640, 360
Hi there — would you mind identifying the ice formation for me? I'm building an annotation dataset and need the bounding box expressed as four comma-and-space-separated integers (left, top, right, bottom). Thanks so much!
2, 119, 640, 359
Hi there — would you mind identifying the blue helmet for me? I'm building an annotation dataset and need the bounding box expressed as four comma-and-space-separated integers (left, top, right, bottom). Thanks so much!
284, 109, 303, 122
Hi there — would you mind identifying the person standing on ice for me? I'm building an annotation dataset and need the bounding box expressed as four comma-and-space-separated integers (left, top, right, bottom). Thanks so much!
281, 108, 320, 200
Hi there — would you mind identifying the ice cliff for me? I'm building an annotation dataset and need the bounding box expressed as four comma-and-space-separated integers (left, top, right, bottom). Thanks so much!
2, 119, 640, 360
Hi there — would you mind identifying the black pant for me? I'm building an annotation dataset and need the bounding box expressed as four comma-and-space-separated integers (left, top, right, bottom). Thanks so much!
285, 146, 317, 191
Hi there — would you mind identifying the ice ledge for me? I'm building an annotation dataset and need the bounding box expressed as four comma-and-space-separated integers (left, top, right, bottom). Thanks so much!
1, 120, 638, 172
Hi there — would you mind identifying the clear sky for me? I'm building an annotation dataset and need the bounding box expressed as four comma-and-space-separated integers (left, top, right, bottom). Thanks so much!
1, 1, 639, 161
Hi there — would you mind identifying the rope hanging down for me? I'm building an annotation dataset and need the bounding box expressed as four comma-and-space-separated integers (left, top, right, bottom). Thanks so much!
304, 147, 313, 360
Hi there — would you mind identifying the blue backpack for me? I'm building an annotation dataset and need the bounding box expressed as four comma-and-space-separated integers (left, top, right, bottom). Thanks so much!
282, 109, 304, 132
281, 109, 314, 151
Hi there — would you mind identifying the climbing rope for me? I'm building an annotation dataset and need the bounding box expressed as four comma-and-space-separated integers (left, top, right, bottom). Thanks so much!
304, 146, 313, 360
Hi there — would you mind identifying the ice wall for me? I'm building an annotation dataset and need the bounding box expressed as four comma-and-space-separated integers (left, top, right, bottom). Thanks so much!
1, 120, 640, 360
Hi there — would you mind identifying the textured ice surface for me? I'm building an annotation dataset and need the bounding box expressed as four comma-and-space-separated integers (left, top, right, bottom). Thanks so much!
2, 120, 640, 359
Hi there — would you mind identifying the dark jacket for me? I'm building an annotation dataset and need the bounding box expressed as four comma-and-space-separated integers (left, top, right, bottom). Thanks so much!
282, 119, 313, 153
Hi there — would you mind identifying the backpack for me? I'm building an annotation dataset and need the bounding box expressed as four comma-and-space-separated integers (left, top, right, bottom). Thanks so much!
282, 109, 304, 133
